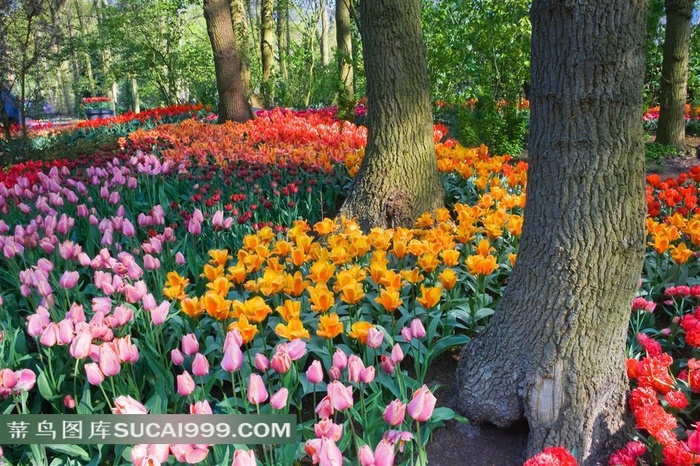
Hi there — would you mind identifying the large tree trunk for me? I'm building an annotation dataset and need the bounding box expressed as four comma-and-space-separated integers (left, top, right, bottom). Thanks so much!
204, 0, 254, 123
338, 0, 443, 231
456, 1, 647, 464
276, 0, 289, 82
336, 0, 353, 105
260, 0, 275, 107
655, 0, 693, 151
230, 0, 252, 97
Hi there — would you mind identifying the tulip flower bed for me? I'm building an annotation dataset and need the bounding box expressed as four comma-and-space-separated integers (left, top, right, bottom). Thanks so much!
0, 107, 699, 466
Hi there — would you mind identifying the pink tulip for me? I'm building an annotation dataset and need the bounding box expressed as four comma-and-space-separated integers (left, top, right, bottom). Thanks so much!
171, 349, 185, 365
187, 219, 201, 236
383, 399, 406, 426
222, 344, 243, 372
407, 385, 437, 422
143, 254, 159, 270
177, 371, 196, 396
69, 331, 92, 359
59, 271, 80, 289
37, 258, 54, 274
332, 348, 347, 370
247, 373, 268, 405
112, 305, 133, 327
284, 339, 307, 360
122, 218, 136, 237
64, 394, 76, 409
306, 360, 324, 384
401, 327, 413, 342
58, 318, 75, 345
360, 366, 375, 384
40, 323, 59, 347
113, 395, 148, 414
181, 334, 199, 355
690, 430, 700, 455
410, 318, 426, 339
391, 344, 404, 364
68, 303, 86, 323
270, 388, 289, 410
192, 353, 210, 377
315, 395, 334, 418
347, 355, 365, 383
175, 252, 185, 265
314, 418, 343, 441
367, 327, 384, 348
231, 450, 256, 466
329, 366, 341, 381
142, 293, 157, 312
270, 351, 291, 374
254, 353, 269, 372
150, 301, 170, 325
318, 437, 343, 466
380, 355, 395, 374
84, 363, 105, 385
0, 369, 18, 389
327, 381, 354, 411
190, 400, 213, 415
358, 440, 395, 466
14, 369, 36, 391
99, 344, 121, 377
26, 314, 45, 337
92, 297, 112, 314
225, 329, 243, 350
212, 210, 224, 229
193, 208, 204, 222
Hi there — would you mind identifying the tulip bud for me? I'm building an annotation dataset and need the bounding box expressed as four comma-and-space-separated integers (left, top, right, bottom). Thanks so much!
306, 360, 324, 384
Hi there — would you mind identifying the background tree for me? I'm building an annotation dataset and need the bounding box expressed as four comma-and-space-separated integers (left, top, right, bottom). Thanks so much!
335, 0, 353, 107
260, 0, 275, 106
203, 0, 254, 122
456, 0, 647, 463
339, 0, 443, 230
656, 0, 694, 151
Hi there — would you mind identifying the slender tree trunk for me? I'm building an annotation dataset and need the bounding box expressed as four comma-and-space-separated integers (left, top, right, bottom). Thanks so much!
74, 0, 96, 95
338, 0, 443, 230
260, 0, 275, 107
655, 0, 693, 151
230, 0, 252, 97
131, 75, 140, 113
456, 1, 647, 464
336, 0, 353, 104
204, 0, 254, 123
319, 0, 329, 66
276, 0, 289, 82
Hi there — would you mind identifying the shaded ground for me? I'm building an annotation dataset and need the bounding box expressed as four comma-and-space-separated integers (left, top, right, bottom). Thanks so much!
425, 141, 700, 466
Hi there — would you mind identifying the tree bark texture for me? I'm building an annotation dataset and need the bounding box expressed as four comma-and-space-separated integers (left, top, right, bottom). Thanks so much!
338, 0, 443, 231
336, 0, 353, 104
276, 0, 289, 82
203, 0, 254, 123
456, 1, 647, 464
260, 0, 275, 107
655, 0, 693, 150
230, 0, 252, 97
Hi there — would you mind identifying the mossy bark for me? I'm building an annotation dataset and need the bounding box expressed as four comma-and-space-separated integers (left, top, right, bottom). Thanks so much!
456, 1, 647, 464
203, 0, 254, 123
260, 0, 275, 107
336, 0, 353, 104
338, 0, 443, 231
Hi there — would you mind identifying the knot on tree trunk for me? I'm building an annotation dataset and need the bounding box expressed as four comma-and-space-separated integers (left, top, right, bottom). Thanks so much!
384, 188, 412, 229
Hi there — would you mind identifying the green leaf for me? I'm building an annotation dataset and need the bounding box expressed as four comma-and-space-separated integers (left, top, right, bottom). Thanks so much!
46, 445, 90, 462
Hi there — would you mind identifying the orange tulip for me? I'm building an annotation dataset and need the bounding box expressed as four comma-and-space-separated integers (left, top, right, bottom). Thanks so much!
466, 254, 499, 276
317, 312, 344, 339
339, 281, 365, 305
307, 283, 336, 313
416, 285, 443, 309
180, 297, 203, 318
285, 271, 311, 297
202, 292, 231, 321
208, 249, 231, 267
438, 268, 458, 290
276, 299, 301, 322
228, 314, 258, 344
348, 321, 374, 344
375, 288, 403, 312
309, 260, 336, 284
275, 318, 310, 340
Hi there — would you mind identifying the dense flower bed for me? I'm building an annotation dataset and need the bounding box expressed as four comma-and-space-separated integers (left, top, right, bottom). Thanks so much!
0, 108, 699, 465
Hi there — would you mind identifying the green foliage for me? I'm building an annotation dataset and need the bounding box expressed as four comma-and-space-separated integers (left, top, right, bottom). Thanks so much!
435, 96, 529, 156
645, 141, 681, 166
421, 0, 531, 103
